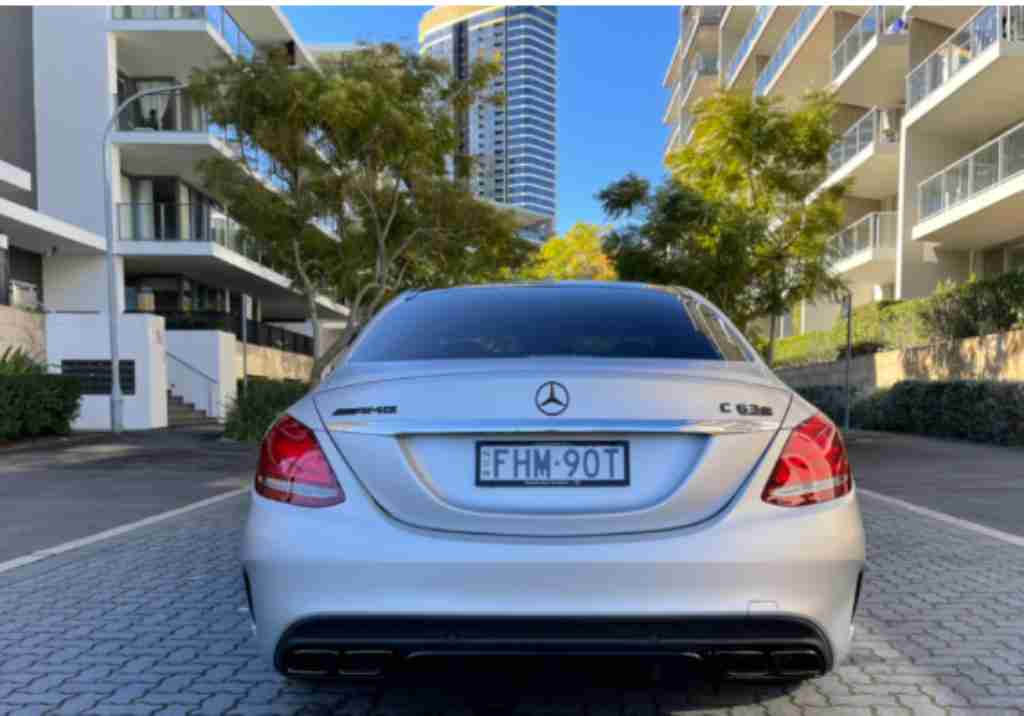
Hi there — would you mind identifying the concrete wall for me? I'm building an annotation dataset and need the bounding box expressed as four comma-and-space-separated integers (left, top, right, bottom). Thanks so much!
166, 330, 235, 420
0, 304, 45, 360
33, 7, 114, 236
236, 343, 313, 383
42, 254, 125, 313
46, 312, 167, 430
777, 329, 1024, 392
0, 7, 38, 208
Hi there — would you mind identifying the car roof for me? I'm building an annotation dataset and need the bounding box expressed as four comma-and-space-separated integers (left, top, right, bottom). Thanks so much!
410, 280, 700, 298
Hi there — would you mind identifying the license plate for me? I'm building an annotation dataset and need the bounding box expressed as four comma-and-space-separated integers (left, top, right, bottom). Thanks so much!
475, 441, 630, 487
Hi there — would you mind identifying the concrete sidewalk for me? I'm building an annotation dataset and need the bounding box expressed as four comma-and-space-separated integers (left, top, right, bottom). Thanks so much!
0, 427, 255, 563
846, 430, 1024, 537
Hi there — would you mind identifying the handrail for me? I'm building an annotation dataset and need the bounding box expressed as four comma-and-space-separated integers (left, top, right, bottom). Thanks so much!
906, 6, 1024, 109
831, 6, 906, 80
166, 351, 218, 386
917, 116, 1024, 222
755, 6, 823, 97
725, 6, 772, 88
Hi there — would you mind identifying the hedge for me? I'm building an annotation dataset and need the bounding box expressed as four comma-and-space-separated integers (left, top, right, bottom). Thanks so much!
225, 377, 310, 442
796, 380, 1024, 447
772, 269, 1024, 370
0, 375, 82, 441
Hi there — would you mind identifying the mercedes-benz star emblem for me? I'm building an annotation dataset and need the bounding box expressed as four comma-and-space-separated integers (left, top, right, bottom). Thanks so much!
535, 381, 569, 416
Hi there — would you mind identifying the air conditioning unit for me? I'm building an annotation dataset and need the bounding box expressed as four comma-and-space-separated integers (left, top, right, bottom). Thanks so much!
10, 280, 40, 310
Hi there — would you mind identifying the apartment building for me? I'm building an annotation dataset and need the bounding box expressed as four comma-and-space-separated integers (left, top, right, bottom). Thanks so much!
419, 5, 558, 241
0, 6, 345, 429
663, 5, 1024, 338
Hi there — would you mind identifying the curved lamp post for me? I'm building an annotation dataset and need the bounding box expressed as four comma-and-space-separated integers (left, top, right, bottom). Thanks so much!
101, 83, 187, 432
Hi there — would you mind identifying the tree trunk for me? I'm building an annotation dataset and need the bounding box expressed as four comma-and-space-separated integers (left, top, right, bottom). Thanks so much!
767, 313, 778, 367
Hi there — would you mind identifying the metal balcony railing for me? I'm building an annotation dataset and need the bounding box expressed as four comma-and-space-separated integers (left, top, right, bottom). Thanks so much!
679, 54, 719, 106
827, 107, 902, 174
158, 312, 315, 356
832, 6, 907, 80
755, 6, 823, 97
117, 203, 264, 263
906, 6, 1024, 110
831, 212, 898, 265
112, 6, 255, 59
918, 118, 1024, 222
725, 6, 771, 88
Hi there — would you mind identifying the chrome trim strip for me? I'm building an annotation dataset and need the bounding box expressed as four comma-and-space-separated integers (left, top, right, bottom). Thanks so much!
325, 418, 779, 436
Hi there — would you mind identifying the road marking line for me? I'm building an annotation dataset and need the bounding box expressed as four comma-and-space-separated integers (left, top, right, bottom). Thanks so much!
860, 488, 1024, 548
0, 488, 248, 575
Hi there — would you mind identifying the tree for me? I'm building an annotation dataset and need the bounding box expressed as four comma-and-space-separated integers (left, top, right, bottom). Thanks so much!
188, 44, 530, 385
667, 89, 848, 362
599, 173, 766, 327
518, 222, 617, 281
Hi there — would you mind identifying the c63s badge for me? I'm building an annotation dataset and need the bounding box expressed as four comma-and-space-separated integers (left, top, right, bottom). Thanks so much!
719, 402, 773, 417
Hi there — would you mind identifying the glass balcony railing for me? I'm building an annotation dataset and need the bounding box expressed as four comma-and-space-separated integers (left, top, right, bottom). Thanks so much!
831, 212, 898, 265
118, 203, 263, 262
679, 54, 719, 105
680, 113, 696, 144
907, 6, 1024, 110
918, 118, 1024, 222
827, 107, 902, 174
832, 6, 907, 80
112, 6, 255, 60
725, 6, 771, 87
755, 6, 822, 97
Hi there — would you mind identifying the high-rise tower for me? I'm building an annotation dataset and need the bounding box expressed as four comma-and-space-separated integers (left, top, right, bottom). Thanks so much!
420, 6, 557, 237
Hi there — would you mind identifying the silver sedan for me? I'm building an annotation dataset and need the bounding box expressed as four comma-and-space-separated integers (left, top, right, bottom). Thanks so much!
242, 282, 865, 683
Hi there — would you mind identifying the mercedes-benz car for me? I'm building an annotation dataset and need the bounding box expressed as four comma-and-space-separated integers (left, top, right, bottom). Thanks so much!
242, 282, 865, 683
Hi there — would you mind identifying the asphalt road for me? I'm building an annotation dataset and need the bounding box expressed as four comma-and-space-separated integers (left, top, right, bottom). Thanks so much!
847, 430, 1024, 537
0, 429, 254, 563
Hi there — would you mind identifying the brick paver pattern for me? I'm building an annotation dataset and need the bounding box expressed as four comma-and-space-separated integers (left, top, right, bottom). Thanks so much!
1, 493, 1023, 715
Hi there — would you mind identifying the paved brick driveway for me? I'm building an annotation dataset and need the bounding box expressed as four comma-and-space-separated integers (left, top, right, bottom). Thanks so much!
1, 492, 1023, 716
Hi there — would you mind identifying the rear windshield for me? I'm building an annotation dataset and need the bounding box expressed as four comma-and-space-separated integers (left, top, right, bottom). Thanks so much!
351, 286, 751, 362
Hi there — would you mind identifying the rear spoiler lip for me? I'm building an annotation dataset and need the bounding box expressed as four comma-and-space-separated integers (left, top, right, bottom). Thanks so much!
323, 417, 782, 437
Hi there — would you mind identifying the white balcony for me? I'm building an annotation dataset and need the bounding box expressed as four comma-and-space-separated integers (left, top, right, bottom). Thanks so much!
821, 108, 902, 199
830, 7, 910, 107
914, 118, 1024, 250
831, 212, 898, 283
754, 6, 828, 100
724, 6, 801, 90
905, 7, 1024, 140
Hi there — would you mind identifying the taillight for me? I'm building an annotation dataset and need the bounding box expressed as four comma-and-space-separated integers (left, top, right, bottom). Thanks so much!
255, 415, 345, 507
762, 414, 852, 507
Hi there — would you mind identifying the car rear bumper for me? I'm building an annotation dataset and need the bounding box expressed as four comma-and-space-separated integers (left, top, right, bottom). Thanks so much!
272, 615, 834, 681
241, 487, 865, 678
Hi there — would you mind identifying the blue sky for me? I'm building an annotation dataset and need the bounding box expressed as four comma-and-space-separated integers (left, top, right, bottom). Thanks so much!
283, 5, 678, 236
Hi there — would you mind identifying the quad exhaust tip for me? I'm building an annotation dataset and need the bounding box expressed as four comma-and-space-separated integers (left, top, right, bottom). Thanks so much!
284, 649, 394, 679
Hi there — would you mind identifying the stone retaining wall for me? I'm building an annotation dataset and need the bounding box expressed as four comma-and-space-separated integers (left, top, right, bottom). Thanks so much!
777, 329, 1024, 390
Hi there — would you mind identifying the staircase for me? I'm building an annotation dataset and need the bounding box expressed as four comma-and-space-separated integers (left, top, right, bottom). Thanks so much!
167, 390, 220, 428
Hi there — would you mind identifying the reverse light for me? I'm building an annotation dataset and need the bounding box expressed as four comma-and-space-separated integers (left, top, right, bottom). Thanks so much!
255, 415, 345, 507
762, 414, 852, 507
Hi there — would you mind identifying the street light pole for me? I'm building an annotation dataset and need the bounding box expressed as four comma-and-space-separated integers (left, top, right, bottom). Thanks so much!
102, 83, 186, 433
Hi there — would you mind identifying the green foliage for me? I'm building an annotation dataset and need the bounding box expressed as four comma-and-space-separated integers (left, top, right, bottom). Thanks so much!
224, 378, 310, 443
921, 272, 1024, 341
845, 381, 1024, 447
0, 347, 47, 376
516, 222, 616, 281
600, 90, 847, 344
188, 44, 529, 384
773, 270, 1024, 368
793, 385, 862, 427
0, 375, 82, 441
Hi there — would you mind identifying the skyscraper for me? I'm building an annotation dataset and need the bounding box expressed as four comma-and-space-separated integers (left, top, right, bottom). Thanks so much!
420, 6, 557, 238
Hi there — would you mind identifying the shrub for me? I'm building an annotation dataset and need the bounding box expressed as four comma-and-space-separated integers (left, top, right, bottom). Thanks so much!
0, 375, 82, 441
0, 346, 47, 376
794, 384, 860, 427
921, 272, 1024, 341
225, 377, 309, 442
844, 380, 1024, 446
